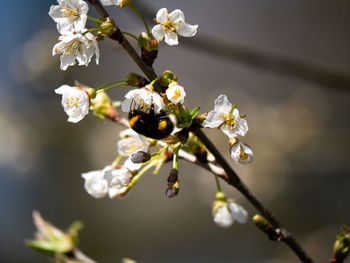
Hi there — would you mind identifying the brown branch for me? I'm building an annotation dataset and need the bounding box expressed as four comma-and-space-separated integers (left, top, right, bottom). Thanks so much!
87, 1, 314, 262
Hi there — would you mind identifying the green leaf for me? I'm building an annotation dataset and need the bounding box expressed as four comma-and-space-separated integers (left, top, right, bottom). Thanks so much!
190, 107, 200, 118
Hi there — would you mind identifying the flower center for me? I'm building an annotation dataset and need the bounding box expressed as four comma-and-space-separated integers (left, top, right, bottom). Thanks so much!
163, 20, 180, 33
66, 96, 80, 112
64, 38, 82, 56
223, 112, 237, 128
239, 145, 249, 161
61, 5, 80, 20
172, 89, 181, 100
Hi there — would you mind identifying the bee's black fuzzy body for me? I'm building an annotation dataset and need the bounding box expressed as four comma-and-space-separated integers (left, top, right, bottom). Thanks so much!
129, 104, 174, 140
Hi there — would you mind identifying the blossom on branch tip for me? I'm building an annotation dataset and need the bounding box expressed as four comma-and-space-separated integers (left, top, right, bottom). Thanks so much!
166, 82, 186, 104
230, 141, 254, 164
81, 168, 109, 198
152, 8, 198, 46
203, 95, 248, 138
52, 32, 100, 70
49, 0, 88, 34
55, 85, 89, 123
104, 167, 132, 198
212, 199, 248, 228
121, 87, 164, 113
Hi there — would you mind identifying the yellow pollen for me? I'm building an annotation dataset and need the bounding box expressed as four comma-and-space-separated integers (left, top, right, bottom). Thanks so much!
173, 89, 181, 99
66, 97, 80, 112
62, 5, 79, 20
163, 20, 180, 33
223, 113, 236, 129
239, 146, 249, 161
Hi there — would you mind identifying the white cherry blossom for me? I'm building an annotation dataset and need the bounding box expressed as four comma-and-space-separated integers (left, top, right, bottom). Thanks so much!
52, 32, 100, 70
152, 8, 198, 46
230, 141, 254, 164
55, 85, 89, 123
212, 200, 248, 227
104, 167, 132, 198
203, 95, 248, 138
81, 169, 109, 198
49, 0, 88, 34
166, 82, 186, 104
121, 87, 164, 113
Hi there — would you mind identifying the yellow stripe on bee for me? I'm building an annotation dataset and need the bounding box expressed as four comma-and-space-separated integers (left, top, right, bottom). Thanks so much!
158, 120, 167, 130
129, 115, 141, 127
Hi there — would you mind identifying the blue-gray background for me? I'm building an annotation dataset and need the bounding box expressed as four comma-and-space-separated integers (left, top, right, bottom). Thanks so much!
1, 0, 349, 262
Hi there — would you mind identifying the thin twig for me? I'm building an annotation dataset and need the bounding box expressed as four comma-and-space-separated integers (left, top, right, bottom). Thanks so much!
86, 1, 314, 262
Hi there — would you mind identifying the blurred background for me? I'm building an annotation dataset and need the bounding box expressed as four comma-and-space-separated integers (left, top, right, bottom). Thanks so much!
1, 0, 350, 262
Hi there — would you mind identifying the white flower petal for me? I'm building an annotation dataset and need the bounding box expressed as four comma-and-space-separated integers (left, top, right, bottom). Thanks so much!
156, 8, 168, 24
151, 24, 165, 41
203, 110, 223, 128
214, 94, 232, 113
220, 125, 237, 138
81, 170, 108, 198
164, 31, 179, 46
177, 22, 198, 37
124, 157, 142, 171
168, 9, 185, 24
228, 202, 248, 224
235, 118, 249, 137
213, 205, 233, 228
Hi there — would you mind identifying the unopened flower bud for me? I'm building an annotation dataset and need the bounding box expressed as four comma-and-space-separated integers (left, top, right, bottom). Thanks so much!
253, 214, 281, 241
131, 151, 151, 163
167, 169, 178, 186
165, 185, 179, 198
160, 70, 178, 87
101, 17, 116, 36
126, 72, 149, 87
331, 225, 350, 263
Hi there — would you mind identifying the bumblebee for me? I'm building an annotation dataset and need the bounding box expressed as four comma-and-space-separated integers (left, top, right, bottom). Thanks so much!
129, 101, 174, 140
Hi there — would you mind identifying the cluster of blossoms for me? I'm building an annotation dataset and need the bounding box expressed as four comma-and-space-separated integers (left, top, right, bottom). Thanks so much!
49, 0, 198, 70
204, 94, 254, 164
50, 0, 251, 229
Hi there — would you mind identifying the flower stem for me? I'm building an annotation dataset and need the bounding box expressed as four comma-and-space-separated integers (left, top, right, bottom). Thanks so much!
173, 147, 179, 169
131, 5, 151, 36
87, 16, 104, 24
122, 32, 139, 41
214, 174, 222, 192
112, 155, 123, 167
129, 160, 156, 188
95, 80, 128, 91
96, 82, 128, 94
83, 28, 102, 35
